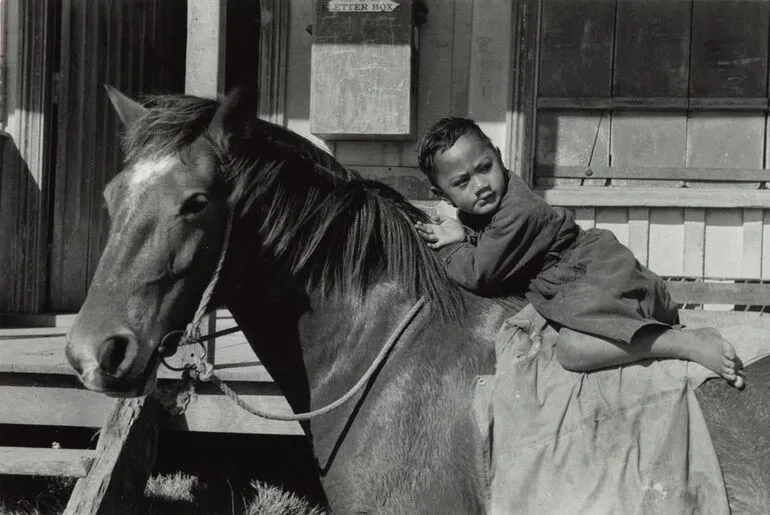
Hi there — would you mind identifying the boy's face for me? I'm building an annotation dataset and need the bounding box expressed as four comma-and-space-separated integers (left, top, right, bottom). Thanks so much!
430, 132, 508, 216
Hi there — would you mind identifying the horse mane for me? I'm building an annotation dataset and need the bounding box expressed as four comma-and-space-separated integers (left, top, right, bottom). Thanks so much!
121, 94, 465, 318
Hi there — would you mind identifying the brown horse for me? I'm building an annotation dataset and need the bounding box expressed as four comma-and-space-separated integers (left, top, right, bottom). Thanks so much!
66, 88, 770, 513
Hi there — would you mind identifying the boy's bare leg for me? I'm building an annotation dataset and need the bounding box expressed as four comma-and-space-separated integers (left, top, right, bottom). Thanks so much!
555, 326, 744, 388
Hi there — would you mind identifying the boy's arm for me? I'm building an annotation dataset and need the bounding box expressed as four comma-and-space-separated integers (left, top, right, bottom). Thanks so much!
437, 176, 557, 293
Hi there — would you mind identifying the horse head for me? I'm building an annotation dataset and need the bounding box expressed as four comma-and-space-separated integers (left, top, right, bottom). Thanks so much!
65, 87, 242, 396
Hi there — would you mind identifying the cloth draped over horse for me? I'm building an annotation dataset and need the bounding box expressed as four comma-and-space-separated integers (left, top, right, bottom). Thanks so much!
478, 306, 770, 514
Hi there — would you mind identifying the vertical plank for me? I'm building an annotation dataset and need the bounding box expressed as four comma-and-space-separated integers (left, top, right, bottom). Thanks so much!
595, 208, 628, 247
742, 209, 763, 279
509, 0, 539, 183
648, 208, 684, 276
401, 0, 460, 167
185, 0, 226, 97
258, 0, 289, 126
690, 0, 769, 98
450, 0, 473, 116
467, 0, 514, 158
683, 208, 705, 277
627, 207, 650, 266
763, 211, 770, 280
63, 397, 160, 515
285, 0, 329, 150
51, 0, 90, 310
704, 209, 743, 278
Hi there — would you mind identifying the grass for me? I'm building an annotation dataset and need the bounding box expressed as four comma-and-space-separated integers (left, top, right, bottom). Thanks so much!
0, 476, 74, 515
0, 428, 326, 515
0, 473, 326, 515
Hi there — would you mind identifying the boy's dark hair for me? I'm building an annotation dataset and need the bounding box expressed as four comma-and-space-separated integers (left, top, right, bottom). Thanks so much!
417, 117, 494, 184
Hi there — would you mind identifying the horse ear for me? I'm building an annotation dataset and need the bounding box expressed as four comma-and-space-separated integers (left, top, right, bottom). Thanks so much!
209, 86, 259, 152
104, 84, 147, 126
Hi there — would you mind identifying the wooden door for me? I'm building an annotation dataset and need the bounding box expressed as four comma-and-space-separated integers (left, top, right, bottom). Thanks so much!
49, 0, 186, 311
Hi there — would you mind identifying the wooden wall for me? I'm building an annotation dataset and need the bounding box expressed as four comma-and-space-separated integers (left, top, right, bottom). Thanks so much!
0, 0, 58, 313
531, 0, 770, 284
49, 0, 187, 312
285, 0, 770, 288
5, 0, 770, 314
285, 0, 513, 174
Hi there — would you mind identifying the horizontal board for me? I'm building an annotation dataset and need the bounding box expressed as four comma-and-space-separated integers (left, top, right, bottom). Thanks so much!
0, 383, 301, 435
0, 312, 77, 328
538, 165, 770, 182
538, 97, 769, 110
0, 330, 271, 381
666, 281, 770, 306
0, 447, 95, 477
678, 310, 770, 329
538, 187, 770, 208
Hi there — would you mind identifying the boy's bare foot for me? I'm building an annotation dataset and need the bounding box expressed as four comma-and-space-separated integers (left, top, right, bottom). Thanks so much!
686, 327, 744, 389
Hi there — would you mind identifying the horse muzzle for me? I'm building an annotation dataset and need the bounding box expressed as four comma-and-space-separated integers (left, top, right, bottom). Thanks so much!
65, 328, 157, 397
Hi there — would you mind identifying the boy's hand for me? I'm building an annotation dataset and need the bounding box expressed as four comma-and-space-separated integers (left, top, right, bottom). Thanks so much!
415, 216, 467, 249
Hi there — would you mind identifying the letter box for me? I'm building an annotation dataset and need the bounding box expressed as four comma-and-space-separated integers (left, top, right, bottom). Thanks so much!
310, 0, 417, 140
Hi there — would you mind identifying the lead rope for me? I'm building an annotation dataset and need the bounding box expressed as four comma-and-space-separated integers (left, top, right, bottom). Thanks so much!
161, 208, 427, 422
195, 296, 425, 421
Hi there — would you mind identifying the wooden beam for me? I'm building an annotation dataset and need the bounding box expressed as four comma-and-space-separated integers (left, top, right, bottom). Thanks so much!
678, 310, 770, 329
0, 447, 95, 477
468, 0, 515, 162
509, 0, 539, 184
666, 281, 770, 306
538, 165, 770, 182
185, 0, 226, 97
537, 97, 769, 111
0, 381, 300, 434
537, 187, 770, 208
63, 396, 161, 515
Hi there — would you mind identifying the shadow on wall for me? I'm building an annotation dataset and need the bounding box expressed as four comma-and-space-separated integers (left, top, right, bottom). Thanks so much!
0, 132, 42, 313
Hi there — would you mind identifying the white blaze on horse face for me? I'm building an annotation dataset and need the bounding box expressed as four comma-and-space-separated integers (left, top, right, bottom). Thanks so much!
130, 155, 178, 187
124, 155, 181, 215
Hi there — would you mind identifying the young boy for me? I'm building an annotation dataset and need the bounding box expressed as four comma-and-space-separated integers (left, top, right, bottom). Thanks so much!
415, 117, 743, 387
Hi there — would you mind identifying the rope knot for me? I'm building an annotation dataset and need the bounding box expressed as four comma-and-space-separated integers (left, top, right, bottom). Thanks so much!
192, 360, 215, 382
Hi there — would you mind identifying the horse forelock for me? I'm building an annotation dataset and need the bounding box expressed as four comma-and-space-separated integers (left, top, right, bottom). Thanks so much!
118, 93, 464, 319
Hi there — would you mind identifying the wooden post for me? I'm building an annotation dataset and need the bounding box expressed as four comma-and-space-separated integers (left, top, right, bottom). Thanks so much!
185, 0, 227, 365
63, 395, 163, 515
185, 0, 227, 97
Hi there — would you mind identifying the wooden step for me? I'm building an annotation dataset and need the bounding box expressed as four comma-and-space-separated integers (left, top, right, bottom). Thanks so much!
0, 446, 95, 477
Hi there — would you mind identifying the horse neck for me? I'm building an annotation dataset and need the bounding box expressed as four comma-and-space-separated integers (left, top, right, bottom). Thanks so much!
227, 275, 507, 434
226, 280, 424, 411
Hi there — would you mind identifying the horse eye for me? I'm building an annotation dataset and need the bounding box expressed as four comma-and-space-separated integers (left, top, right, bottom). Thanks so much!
180, 193, 210, 217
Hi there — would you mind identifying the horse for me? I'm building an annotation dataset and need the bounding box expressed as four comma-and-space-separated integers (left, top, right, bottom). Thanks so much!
65, 87, 770, 513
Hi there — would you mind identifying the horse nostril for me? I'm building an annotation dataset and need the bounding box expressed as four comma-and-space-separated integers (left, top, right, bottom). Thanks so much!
98, 334, 138, 377
65, 344, 84, 375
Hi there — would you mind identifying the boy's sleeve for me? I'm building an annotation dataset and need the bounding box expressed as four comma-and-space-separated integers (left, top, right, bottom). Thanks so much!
437, 177, 561, 294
